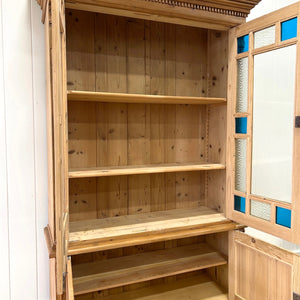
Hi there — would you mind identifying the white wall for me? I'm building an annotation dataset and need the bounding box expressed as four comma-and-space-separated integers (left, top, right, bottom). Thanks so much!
247, 0, 299, 21
0, 1, 49, 299
0, 1, 299, 300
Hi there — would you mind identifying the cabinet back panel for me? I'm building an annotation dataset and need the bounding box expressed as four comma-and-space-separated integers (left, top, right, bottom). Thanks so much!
68, 102, 207, 168
66, 10, 208, 97
69, 172, 205, 221
66, 9, 227, 220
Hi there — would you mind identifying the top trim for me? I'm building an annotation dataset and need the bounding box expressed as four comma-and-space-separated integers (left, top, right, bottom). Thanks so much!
143, 0, 261, 18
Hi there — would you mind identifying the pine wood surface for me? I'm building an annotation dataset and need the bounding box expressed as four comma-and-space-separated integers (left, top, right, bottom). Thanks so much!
72, 243, 227, 295
68, 207, 238, 255
68, 90, 226, 105
64, 0, 249, 31
69, 162, 226, 178
75, 273, 228, 300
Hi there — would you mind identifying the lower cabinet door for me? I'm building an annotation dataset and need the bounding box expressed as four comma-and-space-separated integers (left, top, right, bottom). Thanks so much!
66, 257, 74, 300
229, 230, 300, 300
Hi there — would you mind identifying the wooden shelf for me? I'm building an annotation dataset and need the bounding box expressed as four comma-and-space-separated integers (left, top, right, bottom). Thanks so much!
76, 273, 228, 300
72, 243, 227, 295
68, 207, 238, 255
67, 90, 226, 105
68, 162, 226, 179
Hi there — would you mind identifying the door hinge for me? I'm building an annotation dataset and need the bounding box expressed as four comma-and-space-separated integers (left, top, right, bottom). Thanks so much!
294, 292, 300, 300
63, 272, 67, 290
295, 116, 300, 128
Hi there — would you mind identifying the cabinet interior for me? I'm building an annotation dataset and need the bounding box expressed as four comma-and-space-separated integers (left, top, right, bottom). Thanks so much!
65, 8, 229, 298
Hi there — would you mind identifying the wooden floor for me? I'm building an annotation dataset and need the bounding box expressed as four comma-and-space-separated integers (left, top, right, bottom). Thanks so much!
75, 273, 228, 300
68, 207, 237, 255
68, 162, 226, 178
67, 90, 227, 105
72, 243, 227, 295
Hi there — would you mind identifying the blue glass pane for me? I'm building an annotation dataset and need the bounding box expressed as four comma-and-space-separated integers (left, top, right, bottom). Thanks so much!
236, 117, 247, 134
234, 195, 246, 213
237, 35, 249, 53
276, 207, 291, 228
281, 17, 298, 41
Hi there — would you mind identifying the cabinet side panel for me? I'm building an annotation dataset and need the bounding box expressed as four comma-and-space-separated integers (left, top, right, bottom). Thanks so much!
206, 30, 228, 213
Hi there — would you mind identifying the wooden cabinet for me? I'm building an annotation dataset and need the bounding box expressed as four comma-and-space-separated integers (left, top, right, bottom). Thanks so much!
38, 0, 300, 299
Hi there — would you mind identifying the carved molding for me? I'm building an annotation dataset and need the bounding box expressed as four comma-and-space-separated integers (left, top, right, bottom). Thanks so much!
143, 0, 261, 17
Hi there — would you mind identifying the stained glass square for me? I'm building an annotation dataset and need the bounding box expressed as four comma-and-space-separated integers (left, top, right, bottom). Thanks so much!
238, 35, 249, 54
234, 195, 246, 213
276, 207, 291, 228
281, 17, 298, 41
236, 117, 247, 134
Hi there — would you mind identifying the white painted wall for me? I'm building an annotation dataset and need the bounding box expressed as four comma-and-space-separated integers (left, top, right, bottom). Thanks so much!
0, 1, 299, 300
247, 0, 299, 21
0, 1, 49, 299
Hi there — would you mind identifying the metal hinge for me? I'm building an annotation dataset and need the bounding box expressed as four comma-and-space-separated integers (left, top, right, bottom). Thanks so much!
63, 272, 67, 290
294, 292, 300, 300
295, 116, 300, 128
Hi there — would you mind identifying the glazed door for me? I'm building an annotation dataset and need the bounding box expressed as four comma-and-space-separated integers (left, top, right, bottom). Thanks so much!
46, 0, 69, 296
227, 2, 300, 245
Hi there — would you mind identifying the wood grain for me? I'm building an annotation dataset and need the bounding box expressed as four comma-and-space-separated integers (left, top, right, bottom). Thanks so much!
75, 273, 228, 300
67, 90, 226, 105
65, 0, 249, 31
69, 162, 226, 178
72, 243, 227, 295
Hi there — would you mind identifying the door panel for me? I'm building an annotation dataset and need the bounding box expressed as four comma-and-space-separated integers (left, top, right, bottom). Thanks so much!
229, 231, 299, 300
66, 258, 74, 300
50, 0, 69, 295
227, 3, 300, 244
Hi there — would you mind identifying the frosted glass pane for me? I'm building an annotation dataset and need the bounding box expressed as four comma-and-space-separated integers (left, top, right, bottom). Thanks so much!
236, 58, 248, 113
250, 200, 271, 221
235, 139, 247, 192
254, 26, 275, 49
251, 45, 296, 203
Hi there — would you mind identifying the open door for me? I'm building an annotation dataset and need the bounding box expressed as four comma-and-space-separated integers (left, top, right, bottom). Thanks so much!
227, 2, 300, 245
46, 0, 69, 296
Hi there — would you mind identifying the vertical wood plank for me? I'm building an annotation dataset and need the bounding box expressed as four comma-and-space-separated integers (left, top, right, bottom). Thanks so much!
127, 19, 151, 215
206, 30, 228, 212
49, 258, 56, 300
2, 0, 38, 298
66, 10, 95, 91
95, 13, 107, 92
164, 24, 177, 215
95, 15, 128, 220
66, 258, 74, 300
175, 26, 207, 97
149, 22, 166, 213
69, 178, 97, 221
292, 4, 300, 244
68, 102, 97, 168
226, 27, 237, 218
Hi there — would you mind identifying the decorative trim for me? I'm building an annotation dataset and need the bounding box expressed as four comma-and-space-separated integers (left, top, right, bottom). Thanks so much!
143, 0, 260, 17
